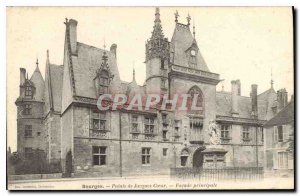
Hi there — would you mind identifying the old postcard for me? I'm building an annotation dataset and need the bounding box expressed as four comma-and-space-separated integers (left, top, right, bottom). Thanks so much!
6, 6, 294, 190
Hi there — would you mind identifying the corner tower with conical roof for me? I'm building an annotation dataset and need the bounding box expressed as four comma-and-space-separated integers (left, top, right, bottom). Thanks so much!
15, 59, 46, 158
145, 8, 170, 95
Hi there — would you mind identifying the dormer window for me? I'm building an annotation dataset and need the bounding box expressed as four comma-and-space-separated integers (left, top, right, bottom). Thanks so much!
188, 49, 197, 68
99, 70, 109, 94
25, 86, 32, 98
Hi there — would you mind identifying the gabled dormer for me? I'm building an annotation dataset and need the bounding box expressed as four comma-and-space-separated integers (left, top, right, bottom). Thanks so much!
185, 40, 199, 68
94, 49, 114, 96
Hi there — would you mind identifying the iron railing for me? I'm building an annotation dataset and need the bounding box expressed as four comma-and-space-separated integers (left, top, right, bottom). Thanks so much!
170, 167, 264, 181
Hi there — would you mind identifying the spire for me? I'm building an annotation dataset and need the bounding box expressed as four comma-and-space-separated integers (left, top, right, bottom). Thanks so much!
193, 17, 195, 38
46, 49, 50, 64
186, 13, 191, 26
132, 61, 136, 81
102, 42, 108, 65
174, 10, 179, 23
271, 67, 274, 89
35, 58, 40, 73
151, 7, 164, 39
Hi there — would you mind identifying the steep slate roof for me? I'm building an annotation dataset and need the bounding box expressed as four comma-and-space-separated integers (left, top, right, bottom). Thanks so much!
171, 23, 209, 72
264, 101, 294, 127
216, 91, 268, 120
73, 42, 121, 98
30, 65, 45, 102
258, 87, 276, 100
49, 64, 63, 111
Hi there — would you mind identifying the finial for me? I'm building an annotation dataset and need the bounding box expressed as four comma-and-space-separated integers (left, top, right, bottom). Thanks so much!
155, 7, 160, 15
36, 58, 39, 67
133, 61, 136, 81
175, 10, 179, 23
271, 67, 274, 89
187, 13, 191, 26
46, 49, 50, 64
193, 16, 195, 38
154, 7, 161, 23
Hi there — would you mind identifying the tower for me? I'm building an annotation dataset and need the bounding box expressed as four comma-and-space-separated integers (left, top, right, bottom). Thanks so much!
15, 59, 46, 159
145, 7, 170, 95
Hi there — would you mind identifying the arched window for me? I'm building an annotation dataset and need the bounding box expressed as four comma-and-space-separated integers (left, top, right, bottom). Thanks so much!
99, 70, 109, 94
187, 86, 204, 114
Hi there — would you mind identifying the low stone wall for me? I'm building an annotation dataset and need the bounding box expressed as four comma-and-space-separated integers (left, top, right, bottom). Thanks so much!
8, 173, 62, 181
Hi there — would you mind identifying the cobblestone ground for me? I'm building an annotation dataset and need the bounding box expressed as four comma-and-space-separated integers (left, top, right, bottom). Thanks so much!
8, 175, 294, 190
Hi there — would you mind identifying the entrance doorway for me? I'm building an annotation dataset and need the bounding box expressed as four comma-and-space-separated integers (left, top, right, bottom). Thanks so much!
193, 148, 204, 168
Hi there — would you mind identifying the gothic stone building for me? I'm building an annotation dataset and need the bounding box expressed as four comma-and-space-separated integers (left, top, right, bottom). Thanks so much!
15, 8, 289, 177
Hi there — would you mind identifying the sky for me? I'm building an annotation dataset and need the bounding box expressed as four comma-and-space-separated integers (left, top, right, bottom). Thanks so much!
7, 7, 293, 151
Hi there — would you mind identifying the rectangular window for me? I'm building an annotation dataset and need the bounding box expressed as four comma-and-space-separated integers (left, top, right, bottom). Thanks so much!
92, 112, 106, 131
24, 104, 32, 115
37, 132, 41, 136
24, 147, 34, 160
243, 126, 250, 140
131, 115, 139, 133
144, 117, 155, 134
277, 125, 283, 142
278, 152, 288, 169
161, 59, 165, 69
163, 148, 168, 156
25, 86, 32, 97
163, 130, 167, 140
142, 148, 151, 165
92, 146, 107, 166
162, 114, 168, 125
181, 156, 188, 166
220, 124, 230, 139
24, 125, 32, 137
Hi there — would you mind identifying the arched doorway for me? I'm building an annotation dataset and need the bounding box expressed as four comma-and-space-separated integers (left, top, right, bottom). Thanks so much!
193, 148, 204, 168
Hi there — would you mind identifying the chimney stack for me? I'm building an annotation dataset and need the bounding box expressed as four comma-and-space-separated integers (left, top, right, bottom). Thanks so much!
110, 44, 117, 59
277, 88, 288, 111
231, 80, 240, 117
20, 68, 26, 85
251, 84, 258, 118
68, 19, 78, 55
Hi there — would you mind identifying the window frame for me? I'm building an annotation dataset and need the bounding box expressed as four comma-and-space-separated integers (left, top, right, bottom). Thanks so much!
24, 104, 32, 115
220, 124, 231, 139
242, 126, 251, 141
99, 70, 109, 95
25, 86, 33, 98
141, 147, 151, 165
163, 148, 168, 156
144, 117, 155, 134
92, 146, 107, 166
92, 111, 107, 131
131, 115, 139, 133
24, 125, 33, 138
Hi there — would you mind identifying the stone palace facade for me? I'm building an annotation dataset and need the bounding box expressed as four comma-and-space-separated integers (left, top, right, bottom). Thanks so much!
15, 8, 289, 177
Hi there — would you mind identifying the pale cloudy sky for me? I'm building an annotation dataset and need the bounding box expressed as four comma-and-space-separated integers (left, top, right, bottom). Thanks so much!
7, 7, 293, 151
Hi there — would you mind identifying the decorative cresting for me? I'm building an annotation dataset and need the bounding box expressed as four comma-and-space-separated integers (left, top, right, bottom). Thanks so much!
145, 7, 170, 61
94, 48, 114, 96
